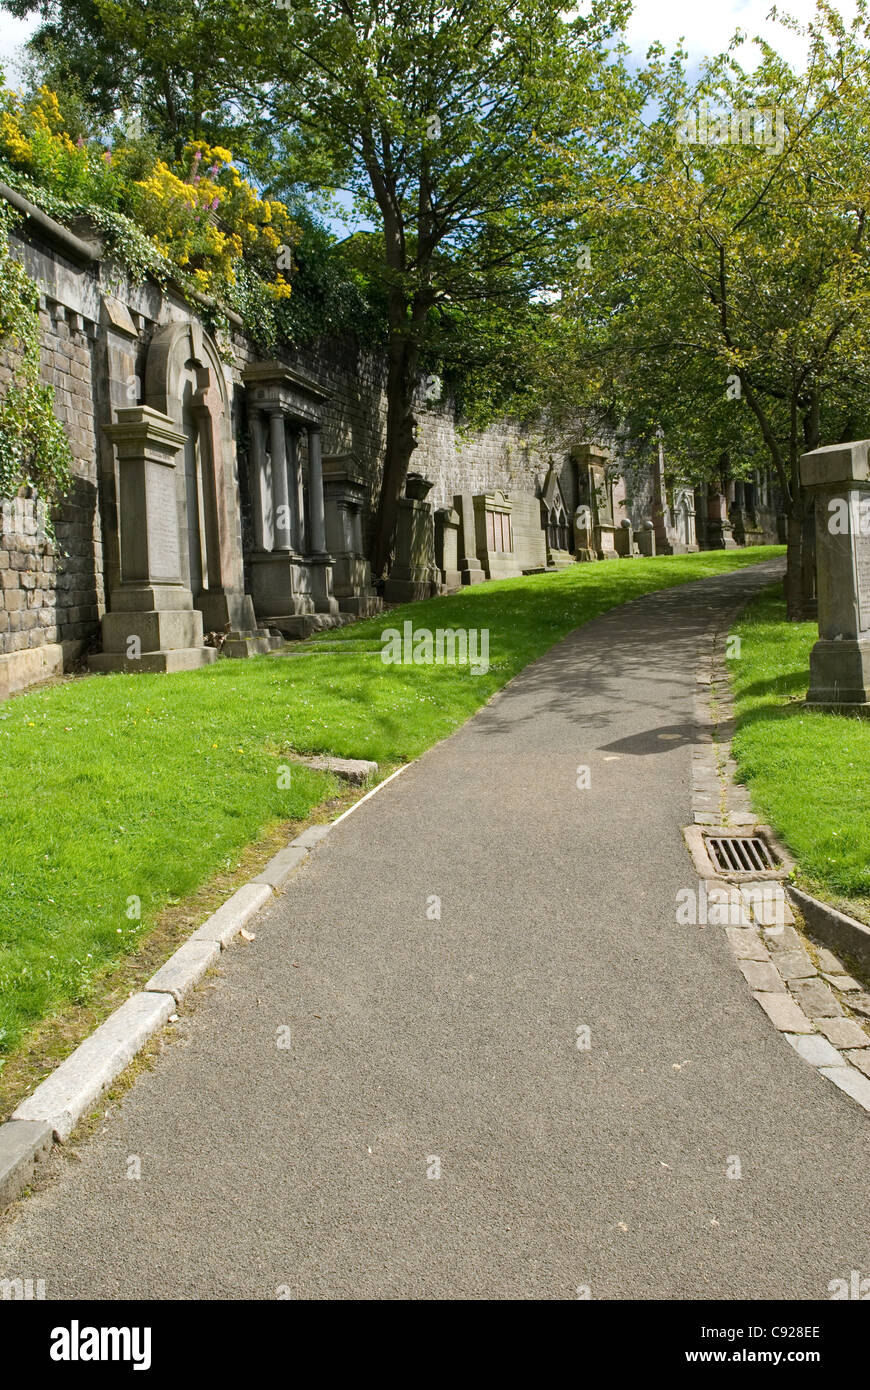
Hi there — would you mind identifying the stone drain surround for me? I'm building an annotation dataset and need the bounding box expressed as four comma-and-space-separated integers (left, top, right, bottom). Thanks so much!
688, 610, 870, 1113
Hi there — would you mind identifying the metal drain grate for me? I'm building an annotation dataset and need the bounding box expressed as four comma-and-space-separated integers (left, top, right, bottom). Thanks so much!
705, 834, 778, 875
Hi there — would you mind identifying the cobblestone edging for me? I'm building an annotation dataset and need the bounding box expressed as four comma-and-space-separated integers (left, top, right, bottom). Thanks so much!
0, 761, 389, 1209
690, 610, 870, 1115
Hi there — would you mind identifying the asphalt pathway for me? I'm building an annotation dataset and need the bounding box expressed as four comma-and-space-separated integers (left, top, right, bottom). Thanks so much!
1, 558, 867, 1299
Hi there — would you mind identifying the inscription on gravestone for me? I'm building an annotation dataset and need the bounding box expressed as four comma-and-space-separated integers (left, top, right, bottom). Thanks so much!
856, 538, 870, 633
146, 462, 181, 581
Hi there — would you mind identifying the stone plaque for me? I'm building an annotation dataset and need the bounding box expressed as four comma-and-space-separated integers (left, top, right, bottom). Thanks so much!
856, 532, 870, 633
146, 461, 181, 581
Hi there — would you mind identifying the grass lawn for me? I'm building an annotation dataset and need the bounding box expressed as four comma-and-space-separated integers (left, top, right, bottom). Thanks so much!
730, 584, 870, 924
0, 544, 782, 1067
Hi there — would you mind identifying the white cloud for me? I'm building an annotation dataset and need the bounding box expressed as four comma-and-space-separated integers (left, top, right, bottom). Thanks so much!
625, 0, 860, 70
0, 13, 39, 81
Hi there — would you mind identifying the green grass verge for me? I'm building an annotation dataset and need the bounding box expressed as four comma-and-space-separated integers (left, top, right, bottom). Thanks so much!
730, 584, 870, 922
0, 545, 782, 1059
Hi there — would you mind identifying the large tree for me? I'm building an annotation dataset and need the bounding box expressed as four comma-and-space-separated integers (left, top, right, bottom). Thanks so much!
247, 0, 631, 577
540, 0, 870, 617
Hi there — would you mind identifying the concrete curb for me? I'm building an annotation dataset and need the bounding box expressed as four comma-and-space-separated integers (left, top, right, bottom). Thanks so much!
190, 883, 274, 948
0, 1120, 53, 1207
11, 992, 177, 1142
0, 766, 410, 1210
0, 817, 334, 1207
252, 844, 309, 890
786, 885, 870, 977
145, 940, 221, 1004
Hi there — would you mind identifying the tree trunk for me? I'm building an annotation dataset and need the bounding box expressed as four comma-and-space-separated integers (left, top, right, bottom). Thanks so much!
369, 333, 421, 580
784, 491, 817, 622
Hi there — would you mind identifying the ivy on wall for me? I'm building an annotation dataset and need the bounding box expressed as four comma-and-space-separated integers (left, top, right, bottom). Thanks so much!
0, 201, 72, 516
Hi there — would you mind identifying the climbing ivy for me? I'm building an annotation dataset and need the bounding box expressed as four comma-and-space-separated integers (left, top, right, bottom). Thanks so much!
0, 202, 72, 517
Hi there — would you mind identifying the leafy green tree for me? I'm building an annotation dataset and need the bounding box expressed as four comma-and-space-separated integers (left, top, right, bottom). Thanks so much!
247, 0, 630, 577
544, 0, 870, 617
4, 0, 257, 156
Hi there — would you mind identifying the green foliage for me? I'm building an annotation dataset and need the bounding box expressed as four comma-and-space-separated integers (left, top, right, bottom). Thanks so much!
0, 202, 72, 509
731, 584, 870, 914
543, 2, 870, 502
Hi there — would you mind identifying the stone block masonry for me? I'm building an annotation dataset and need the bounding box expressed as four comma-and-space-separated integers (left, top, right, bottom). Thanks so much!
1, 204, 595, 698
0, 286, 104, 696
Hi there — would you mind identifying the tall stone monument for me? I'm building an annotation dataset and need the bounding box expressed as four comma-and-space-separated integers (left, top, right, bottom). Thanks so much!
89, 405, 217, 672
800, 439, 870, 710
572, 444, 618, 560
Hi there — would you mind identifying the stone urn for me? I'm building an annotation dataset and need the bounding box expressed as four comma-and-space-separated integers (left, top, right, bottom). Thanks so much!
404, 473, 434, 501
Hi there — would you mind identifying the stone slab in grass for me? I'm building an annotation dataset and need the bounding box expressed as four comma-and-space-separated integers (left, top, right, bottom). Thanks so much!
301, 755, 378, 785
145, 940, 220, 1004
12, 992, 175, 1141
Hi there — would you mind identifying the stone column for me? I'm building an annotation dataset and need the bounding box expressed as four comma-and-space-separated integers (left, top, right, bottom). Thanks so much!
249, 409, 272, 550
284, 420, 303, 552
453, 492, 485, 584
801, 439, 870, 709
652, 438, 673, 555
307, 424, 327, 554
269, 409, 292, 552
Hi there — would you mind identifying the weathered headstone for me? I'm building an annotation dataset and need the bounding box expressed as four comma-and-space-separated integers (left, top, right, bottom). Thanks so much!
636, 519, 656, 557
434, 507, 462, 593
383, 475, 438, 602
453, 492, 485, 585
800, 439, 870, 710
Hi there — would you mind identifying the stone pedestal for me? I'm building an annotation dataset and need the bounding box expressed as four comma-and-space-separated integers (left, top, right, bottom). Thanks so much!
573, 505, 596, 562
454, 492, 485, 585
705, 489, 737, 549
89, 407, 216, 673
383, 484, 438, 602
435, 507, 462, 592
801, 439, 870, 710
614, 519, 634, 558
636, 520, 656, 557
573, 443, 618, 560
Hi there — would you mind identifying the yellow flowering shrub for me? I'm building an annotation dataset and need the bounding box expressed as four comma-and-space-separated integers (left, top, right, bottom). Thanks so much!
0, 88, 299, 303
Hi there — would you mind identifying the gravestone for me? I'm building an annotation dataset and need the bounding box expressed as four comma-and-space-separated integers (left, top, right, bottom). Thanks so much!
473, 489, 521, 579
434, 507, 462, 593
636, 519, 656, 557
614, 518, 634, 558
322, 454, 381, 615
453, 492, 485, 585
89, 406, 217, 672
383, 474, 438, 602
573, 444, 618, 560
800, 439, 870, 710
573, 504, 596, 562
